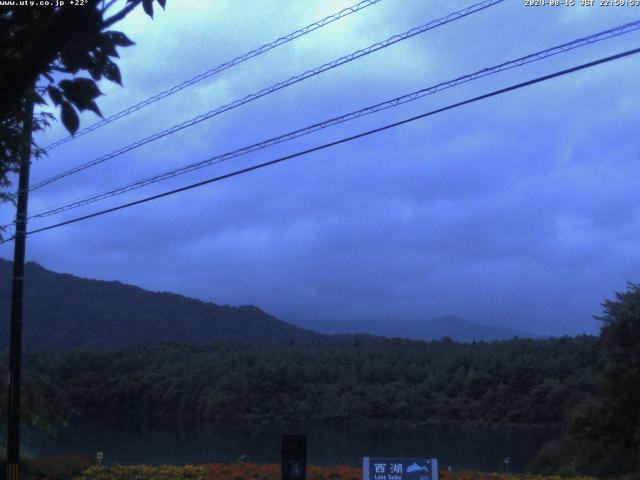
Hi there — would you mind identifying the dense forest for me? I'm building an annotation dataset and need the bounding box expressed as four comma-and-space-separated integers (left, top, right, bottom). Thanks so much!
27, 336, 598, 426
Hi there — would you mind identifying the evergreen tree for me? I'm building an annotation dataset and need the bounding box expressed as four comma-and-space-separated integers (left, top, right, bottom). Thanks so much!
573, 283, 640, 475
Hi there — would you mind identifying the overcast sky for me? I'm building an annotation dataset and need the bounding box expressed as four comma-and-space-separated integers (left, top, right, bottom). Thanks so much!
1, 0, 639, 335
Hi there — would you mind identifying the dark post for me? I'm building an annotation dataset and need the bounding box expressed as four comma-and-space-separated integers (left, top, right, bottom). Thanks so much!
281, 434, 307, 480
6, 98, 34, 480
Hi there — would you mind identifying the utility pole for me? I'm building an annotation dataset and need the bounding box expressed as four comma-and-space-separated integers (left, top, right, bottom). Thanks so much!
6, 97, 34, 480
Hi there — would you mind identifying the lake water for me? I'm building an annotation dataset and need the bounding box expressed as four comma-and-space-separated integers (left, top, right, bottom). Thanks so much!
24, 420, 557, 473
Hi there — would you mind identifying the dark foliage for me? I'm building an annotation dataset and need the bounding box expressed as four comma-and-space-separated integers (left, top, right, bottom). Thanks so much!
0, 0, 167, 129
0, 355, 77, 437
29, 336, 598, 426
0, 0, 166, 224
531, 283, 640, 477
0, 94, 53, 206
571, 283, 640, 476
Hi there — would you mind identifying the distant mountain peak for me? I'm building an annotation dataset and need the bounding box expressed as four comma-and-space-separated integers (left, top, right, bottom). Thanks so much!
292, 315, 540, 342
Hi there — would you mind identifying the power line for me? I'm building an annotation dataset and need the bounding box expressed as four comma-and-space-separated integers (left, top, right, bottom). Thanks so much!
42, 0, 387, 152
26, 0, 504, 193
0, 221, 16, 240
24, 19, 640, 221
8, 45, 638, 242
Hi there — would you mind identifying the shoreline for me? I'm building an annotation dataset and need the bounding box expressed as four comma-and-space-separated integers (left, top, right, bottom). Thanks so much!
70, 412, 563, 431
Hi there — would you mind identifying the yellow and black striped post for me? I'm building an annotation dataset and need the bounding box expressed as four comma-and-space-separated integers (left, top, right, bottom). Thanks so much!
6, 462, 20, 480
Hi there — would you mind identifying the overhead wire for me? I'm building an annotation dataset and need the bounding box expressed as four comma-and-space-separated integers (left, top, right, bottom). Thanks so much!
42, 0, 387, 152
2, 45, 635, 244
23, 19, 640, 221
25, 0, 505, 194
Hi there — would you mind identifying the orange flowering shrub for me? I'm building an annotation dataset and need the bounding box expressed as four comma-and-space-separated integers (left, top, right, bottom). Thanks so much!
67, 461, 596, 480
0, 452, 602, 480
201, 463, 361, 480
78, 464, 207, 480
200, 464, 594, 480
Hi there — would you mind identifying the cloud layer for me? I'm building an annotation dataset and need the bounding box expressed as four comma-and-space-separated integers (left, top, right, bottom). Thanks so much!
2, 0, 639, 335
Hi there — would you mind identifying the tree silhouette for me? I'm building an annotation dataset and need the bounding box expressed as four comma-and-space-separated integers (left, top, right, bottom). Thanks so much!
532, 283, 640, 476
573, 283, 640, 475
1, 0, 166, 127
0, 0, 167, 203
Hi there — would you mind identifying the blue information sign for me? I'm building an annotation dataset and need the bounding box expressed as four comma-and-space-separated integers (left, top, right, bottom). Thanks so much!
363, 457, 438, 480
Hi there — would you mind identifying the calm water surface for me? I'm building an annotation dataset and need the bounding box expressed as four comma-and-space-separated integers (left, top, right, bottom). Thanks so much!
25, 420, 557, 473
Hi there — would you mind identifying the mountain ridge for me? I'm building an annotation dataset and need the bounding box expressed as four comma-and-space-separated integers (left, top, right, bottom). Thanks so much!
0, 258, 327, 351
0, 258, 541, 351
291, 315, 542, 342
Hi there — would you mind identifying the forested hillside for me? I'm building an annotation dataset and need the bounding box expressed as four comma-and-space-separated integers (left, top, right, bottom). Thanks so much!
31, 336, 599, 426
0, 259, 325, 351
